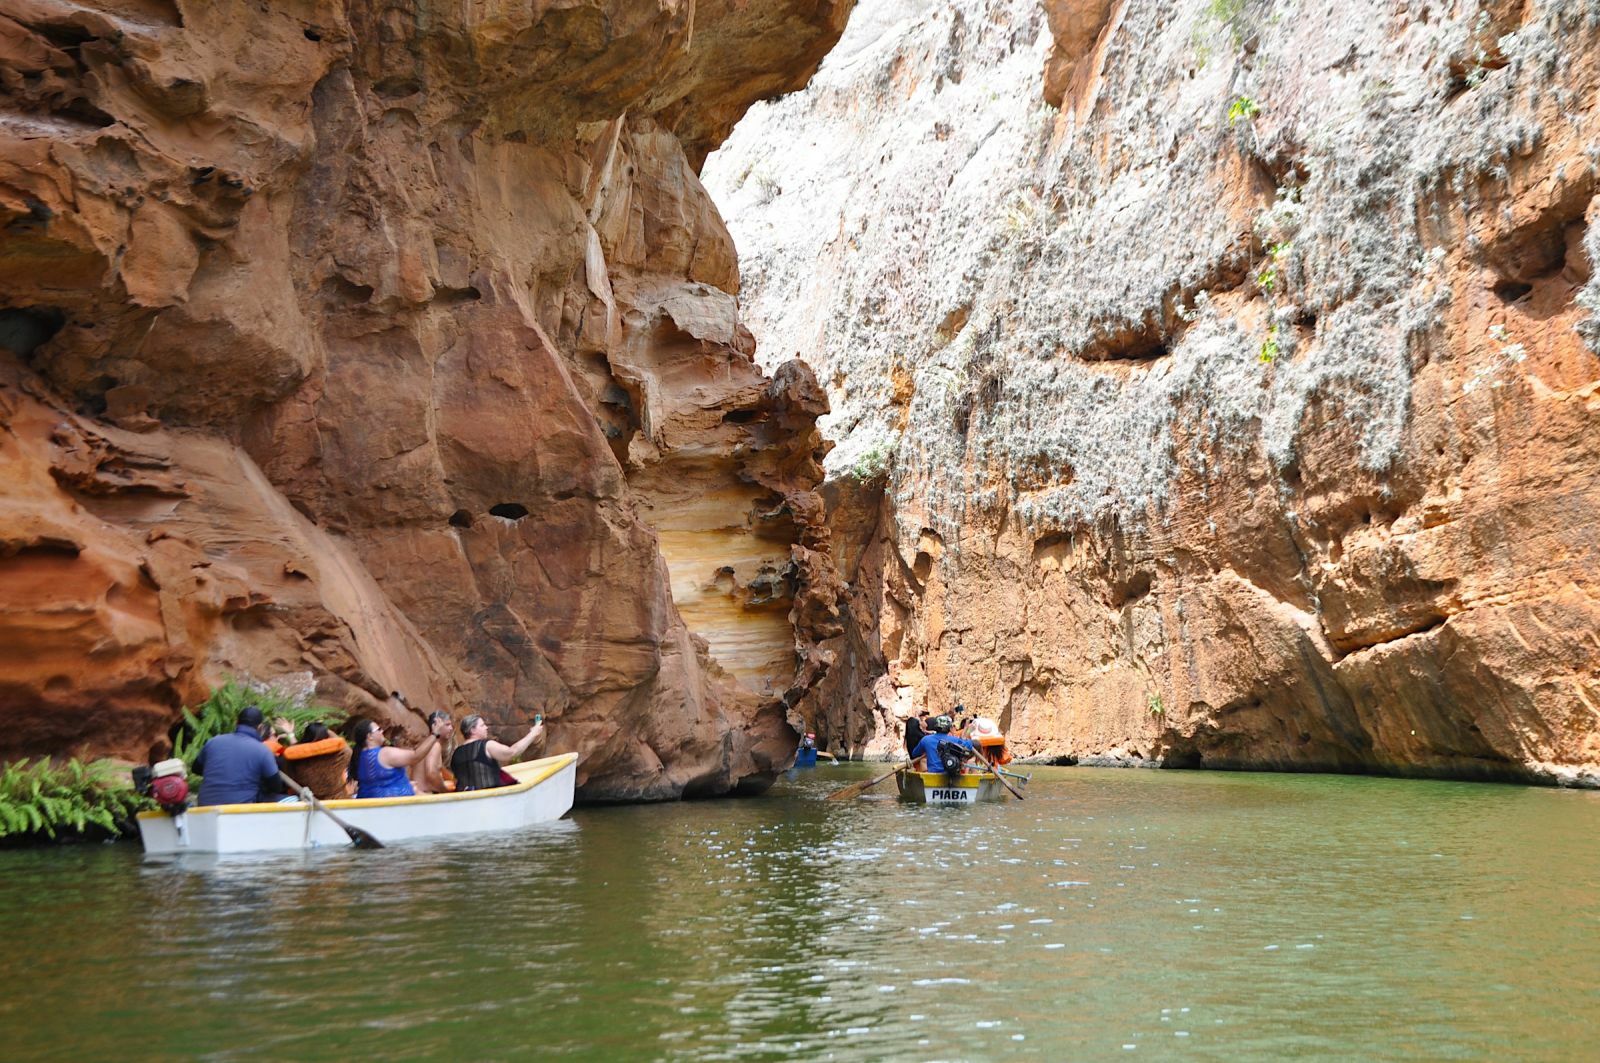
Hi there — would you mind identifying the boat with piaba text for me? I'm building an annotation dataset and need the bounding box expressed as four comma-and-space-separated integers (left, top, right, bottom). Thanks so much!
895, 766, 1020, 805
896, 716, 1027, 804
137, 753, 577, 854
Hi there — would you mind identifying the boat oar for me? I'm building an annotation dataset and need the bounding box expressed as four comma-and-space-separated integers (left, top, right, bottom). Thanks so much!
278, 772, 384, 849
826, 762, 905, 801
978, 753, 1026, 801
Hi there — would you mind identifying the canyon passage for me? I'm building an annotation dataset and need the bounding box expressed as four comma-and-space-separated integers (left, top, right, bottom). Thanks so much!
3, 0, 1600, 1058
3, 0, 1599, 794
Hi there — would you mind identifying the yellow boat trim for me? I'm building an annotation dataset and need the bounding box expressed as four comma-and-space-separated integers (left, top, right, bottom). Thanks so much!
138, 752, 577, 819
902, 770, 994, 788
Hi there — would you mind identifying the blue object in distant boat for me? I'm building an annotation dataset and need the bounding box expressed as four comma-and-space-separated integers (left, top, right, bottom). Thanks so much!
794, 746, 818, 769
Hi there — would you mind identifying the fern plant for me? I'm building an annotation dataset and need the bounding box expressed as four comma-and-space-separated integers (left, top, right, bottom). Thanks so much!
0, 759, 152, 842
173, 679, 348, 773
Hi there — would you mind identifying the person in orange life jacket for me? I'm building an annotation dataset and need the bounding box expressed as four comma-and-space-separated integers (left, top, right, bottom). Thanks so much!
280, 720, 353, 800
193, 705, 285, 806
909, 715, 973, 773
348, 716, 448, 799
411, 710, 455, 794
450, 714, 545, 791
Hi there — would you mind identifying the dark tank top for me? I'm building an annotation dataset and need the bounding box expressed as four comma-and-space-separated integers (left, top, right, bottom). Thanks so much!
450, 739, 508, 791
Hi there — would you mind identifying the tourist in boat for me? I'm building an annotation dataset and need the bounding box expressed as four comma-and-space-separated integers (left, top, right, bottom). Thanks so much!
450, 714, 545, 791
281, 721, 352, 800
411, 711, 454, 794
909, 715, 974, 774
348, 716, 449, 799
193, 705, 285, 806
968, 717, 1012, 766
904, 711, 928, 756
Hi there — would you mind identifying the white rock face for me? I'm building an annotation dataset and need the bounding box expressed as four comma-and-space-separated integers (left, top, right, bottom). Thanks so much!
709, 0, 1592, 529
704, 0, 1600, 781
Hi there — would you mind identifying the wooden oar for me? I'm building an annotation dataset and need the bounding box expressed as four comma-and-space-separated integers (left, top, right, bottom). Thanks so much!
278, 772, 384, 849
826, 762, 905, 801
978, 753, 1025, 801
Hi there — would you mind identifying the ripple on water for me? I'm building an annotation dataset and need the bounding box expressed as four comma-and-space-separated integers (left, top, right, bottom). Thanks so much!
0, 766, 1597, 1060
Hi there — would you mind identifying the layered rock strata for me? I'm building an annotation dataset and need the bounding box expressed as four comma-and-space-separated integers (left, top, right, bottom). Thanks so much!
706, 0, 1600, 783
0, 0, 850, 799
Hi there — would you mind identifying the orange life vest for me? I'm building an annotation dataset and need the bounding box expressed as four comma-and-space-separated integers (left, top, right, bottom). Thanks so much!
282, 736, 348, 761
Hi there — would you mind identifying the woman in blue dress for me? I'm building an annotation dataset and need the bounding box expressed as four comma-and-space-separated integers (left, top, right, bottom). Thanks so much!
348, 717, 447, 799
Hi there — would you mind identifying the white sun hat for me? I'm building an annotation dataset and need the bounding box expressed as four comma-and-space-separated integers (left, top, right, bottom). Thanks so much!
969, 717, 1001, 739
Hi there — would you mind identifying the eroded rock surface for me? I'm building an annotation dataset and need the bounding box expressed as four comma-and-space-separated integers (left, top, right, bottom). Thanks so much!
0, 0, 850, 799
706, 0, 1600, 783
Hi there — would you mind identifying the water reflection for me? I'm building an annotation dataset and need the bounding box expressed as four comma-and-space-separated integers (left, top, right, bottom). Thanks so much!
1, 768, 1597, 1059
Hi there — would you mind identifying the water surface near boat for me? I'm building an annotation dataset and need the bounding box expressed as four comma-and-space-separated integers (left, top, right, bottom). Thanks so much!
3, 765, 1598, 1059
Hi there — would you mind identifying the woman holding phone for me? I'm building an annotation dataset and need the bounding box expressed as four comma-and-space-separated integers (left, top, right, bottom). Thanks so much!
449, 714, 545, 791
348, 716, 450, 799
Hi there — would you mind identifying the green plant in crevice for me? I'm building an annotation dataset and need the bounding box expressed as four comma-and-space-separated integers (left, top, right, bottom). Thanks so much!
1259, 324, 1281, 363
1256, 240, 1292, 292
0, 758, 152, 842
849, 436, 898, 480
1147, 692, 1166, 719
1227, 95, 1261, 125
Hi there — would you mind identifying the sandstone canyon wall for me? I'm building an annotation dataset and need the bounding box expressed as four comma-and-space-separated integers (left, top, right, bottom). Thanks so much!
0, 0, 852, 800
706, 0, 1600, 784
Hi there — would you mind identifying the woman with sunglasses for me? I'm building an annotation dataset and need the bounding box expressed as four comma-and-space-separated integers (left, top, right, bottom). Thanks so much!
347, 715, 450, 799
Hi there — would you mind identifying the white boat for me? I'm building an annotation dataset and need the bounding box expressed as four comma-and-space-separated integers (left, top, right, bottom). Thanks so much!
137, 753, 578, 855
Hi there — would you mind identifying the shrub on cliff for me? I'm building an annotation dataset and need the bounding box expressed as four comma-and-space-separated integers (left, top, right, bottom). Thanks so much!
0, 759, 152, 844
173, 679, 348, 773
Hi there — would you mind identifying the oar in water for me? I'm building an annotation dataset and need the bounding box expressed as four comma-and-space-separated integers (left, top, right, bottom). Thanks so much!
278, 772, 384, 849
978, 753, 1025, 801
826, 762, 905, 801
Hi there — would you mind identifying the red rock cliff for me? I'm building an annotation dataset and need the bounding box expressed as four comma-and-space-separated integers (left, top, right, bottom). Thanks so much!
0, 0, 850, 799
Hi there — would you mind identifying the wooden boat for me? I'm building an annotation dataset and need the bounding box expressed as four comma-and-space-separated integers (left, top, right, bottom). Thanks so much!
895, 766, 1019, 805
137, 753, 578, 855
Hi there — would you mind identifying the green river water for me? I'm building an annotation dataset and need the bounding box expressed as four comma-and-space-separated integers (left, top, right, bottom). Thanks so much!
2, 764, 1598, 1060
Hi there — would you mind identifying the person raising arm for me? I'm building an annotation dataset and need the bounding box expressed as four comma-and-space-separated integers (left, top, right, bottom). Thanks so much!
348, 716, 449, 799
411, 710, 454, 794
450, 714, 545, 791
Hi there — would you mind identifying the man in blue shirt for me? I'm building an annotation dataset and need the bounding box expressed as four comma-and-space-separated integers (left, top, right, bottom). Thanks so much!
193, 705, 283, 806
910, 715, 973, 773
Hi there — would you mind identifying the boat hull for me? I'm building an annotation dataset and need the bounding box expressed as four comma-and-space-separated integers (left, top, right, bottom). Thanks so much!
137, 753, 578, 854
895, 769, 1008, 805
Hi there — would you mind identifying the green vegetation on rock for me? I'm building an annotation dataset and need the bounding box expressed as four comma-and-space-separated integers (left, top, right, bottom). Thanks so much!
0, 759, 151, 843
173, 679, 347, 773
